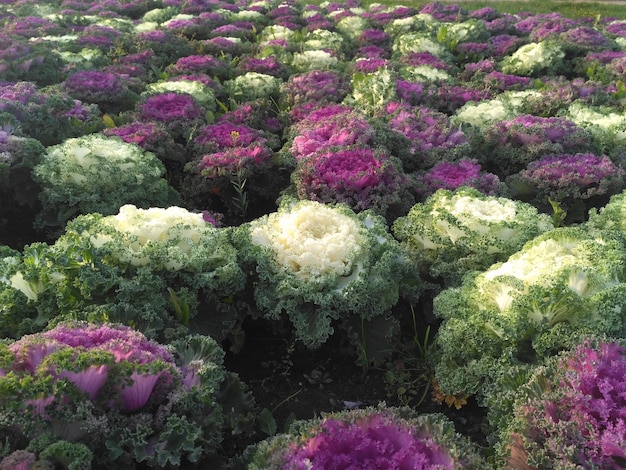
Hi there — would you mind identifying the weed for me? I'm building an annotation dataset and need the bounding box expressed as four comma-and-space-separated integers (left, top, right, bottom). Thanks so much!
382, 306, 435, 407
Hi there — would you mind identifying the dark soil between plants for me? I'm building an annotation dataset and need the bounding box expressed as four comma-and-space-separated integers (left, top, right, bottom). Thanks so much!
220, 311, 490, 465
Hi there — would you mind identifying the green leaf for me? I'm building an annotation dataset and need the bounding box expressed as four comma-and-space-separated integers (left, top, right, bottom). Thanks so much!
283, 412, 296, 433
102, 114, 116, 128
259, 407, 277, 436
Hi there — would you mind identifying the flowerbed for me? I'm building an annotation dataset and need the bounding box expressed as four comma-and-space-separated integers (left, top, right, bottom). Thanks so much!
2, 0, 626, 468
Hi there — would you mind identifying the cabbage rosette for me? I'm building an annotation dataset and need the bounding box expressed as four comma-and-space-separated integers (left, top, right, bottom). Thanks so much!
242, 405, 487, 469
232, 198, 420, 353
32, 134, 180, 231
432, 226, 626, 408
2, 205, 246, 341
0, 321, 253, 468
393, 187, 554, 287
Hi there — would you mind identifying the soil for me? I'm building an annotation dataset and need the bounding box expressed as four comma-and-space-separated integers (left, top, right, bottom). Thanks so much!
220, 306, 490, 465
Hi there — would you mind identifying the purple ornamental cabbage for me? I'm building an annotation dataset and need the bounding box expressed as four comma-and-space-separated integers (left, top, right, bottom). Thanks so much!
163, 17, 206, 39
166, 54, 229, 80
605, 21, 626, 38
289, 105, 374, 160
515, 13, 570, 35
77, 25, 122, 49
62, 70, 135, 111
455, 42, 492, 62
7, 322, 180, 413
137, 92, 203, 121
187, 142, 285, 219
291, 145, 414, 217
490, 34, 521, 57
416, 159, 505, 199
192, 121, 267, 155
420, 83, 492, 114
561, 26, 609, 50
419, 2, 466, 22
400, 51, 451, 70
352, 58, 390, 73
6, 16, 59, 38
469, 7, 500, 21
506, 341, 626, 469
197, 145, 272, 178
361, 5, 415, 27
0, 322, 250, 467
477, 115, 594, 177
237, 56, 287, 78
285, 415, 454, 469
507, 153, 625, 219
216, 101, 286, 138
281, 70, 350, 108
0, 82, 101, 146
136, 92, 205, 139
356, 45, 390, 59
396, 80, 425, 104
245, 407, 486, 470
357, 28, 390, 47
304, 13, 334, 32
202, 36, 240, 56
384, 102, 469, 171
529, 18, 578, 42
103, 121, 185, 162
480, 70, 533, 91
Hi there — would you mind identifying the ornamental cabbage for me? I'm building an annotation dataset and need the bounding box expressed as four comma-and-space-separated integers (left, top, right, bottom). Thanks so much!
347, 68, 398, 115
0, 205, 246, 342
290, 50, 339, 73
499, 339, 626, 469
393, 187, 554, 287
472, 114, 595, 177
232, 198, 420, 360
565, 101, 626, 159
383, 101, 470, 171
0, 81, 102, 147
224, 72, 282, 103
142, 78, 217, 110
135, 91, 207, 140
0, 321, 253, 469
432, 226, 626, 409
415, 159, 506, 199
32, 134, 180, 232
289, 145, 415, 221
242, 405, 488, 469
188, 142, 287, 223
588, 188, 626, 238
500, 40, 566, 77
62, 70, 139, 113
280, 70, 350, 108
507, 152, 626, 224
303, 29, 346, 54
287, 104, 375, 161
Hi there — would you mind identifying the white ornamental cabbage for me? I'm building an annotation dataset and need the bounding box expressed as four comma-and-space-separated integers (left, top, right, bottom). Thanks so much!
291, 50, 339, 72
235, 198, 420, 349
249, 201, 365, 281
33, 134, 180, 229
89, 204, 212, 270
500, 41, 565, 77
393, 187, 554, 286
225, 72, 281, 101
